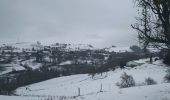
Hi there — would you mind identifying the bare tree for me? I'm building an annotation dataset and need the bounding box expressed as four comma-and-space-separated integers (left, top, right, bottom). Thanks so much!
131, 0, 170, 64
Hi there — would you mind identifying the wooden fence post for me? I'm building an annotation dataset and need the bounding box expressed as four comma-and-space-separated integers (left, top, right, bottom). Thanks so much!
78, 88, 80, 96
100, 83, 103, 92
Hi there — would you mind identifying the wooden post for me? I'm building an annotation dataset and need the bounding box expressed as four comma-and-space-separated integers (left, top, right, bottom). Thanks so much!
100, 83, 103, 92
78, 88, 80, 96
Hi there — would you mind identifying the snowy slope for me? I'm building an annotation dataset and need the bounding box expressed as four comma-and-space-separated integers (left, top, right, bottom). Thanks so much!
50, 43, 95, 51
21, 59, 42, 70
5, 58, 168, 100
65, 44, 94, 51
0, 42, 43, 52
105, 46, 132, 53
59, 61, 73, 65
1, 83, 170, 100
76, 83, 170, 100
0, 63, 25, 75
1, 42, 96, 52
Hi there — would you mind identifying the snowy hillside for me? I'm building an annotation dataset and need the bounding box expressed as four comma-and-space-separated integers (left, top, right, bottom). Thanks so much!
50, 43, 95, 51
0, 42, 96, 52
104, 46, 132, 53
0, 42, 43, 52
0, 63, 25, 75
0, 58, 167, 100
1, 83, 170, 100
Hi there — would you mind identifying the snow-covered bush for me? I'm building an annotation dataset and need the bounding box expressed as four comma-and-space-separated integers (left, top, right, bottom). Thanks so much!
164, 69, 170, 82
145, 77, 157, 85
116, 72, 135, 88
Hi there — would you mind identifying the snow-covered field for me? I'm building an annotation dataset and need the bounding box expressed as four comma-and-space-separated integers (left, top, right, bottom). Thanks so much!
105, 46, 132, 53
3, 42, 43, 50
0, 58, 41, 75
21, 59, 42, 70
1, 58, 170, 100
0, 63, 25, 75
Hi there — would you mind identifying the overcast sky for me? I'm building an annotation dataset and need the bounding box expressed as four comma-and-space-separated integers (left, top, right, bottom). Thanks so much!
0, 0, 139, 48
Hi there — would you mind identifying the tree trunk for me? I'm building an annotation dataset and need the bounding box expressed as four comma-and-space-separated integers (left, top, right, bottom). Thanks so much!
164, 48, 170, 65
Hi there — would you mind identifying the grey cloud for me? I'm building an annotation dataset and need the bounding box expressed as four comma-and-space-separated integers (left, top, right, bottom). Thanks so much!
0, 0, 138, 48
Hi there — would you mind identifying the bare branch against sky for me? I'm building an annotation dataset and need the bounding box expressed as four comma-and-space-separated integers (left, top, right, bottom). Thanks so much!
0, 0, 138, 48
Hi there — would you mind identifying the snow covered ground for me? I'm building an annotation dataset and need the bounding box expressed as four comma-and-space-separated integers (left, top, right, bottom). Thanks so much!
21, 59, 42, 70
1, 58, 170, 100
0, 63, 25, 75
0, 42, 44, 52
59, 61, 73, 66
105, 46, 132, 53
0, 58, 41, 75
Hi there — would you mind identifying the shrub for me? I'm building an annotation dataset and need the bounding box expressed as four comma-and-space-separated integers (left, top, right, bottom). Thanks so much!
116, 72, 135, 88
164, 69, 170, 83
145, 77, 157, 85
